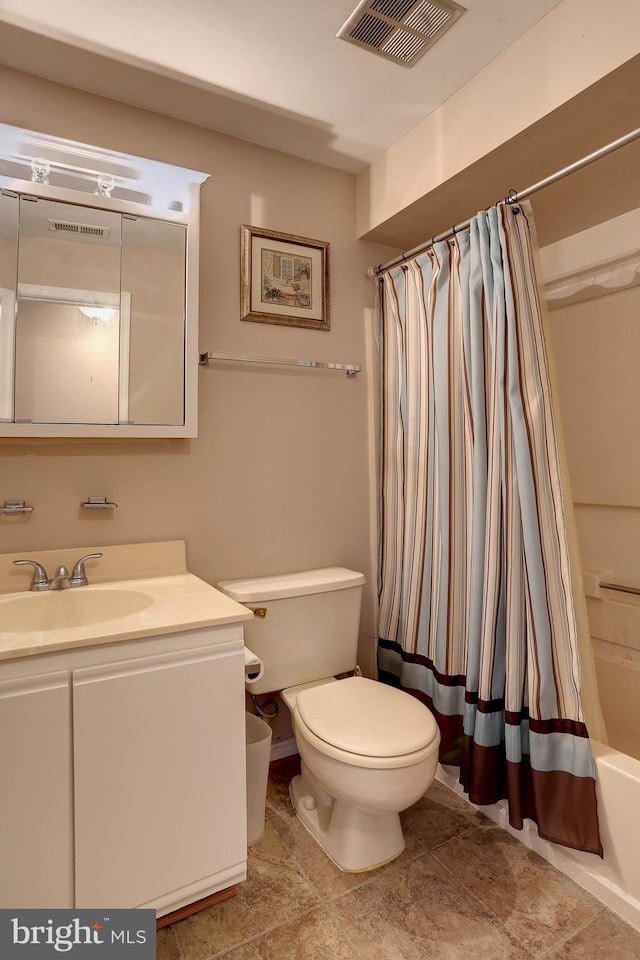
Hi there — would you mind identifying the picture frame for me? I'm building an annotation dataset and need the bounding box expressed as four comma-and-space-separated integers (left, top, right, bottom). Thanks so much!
241, 225, 330, 331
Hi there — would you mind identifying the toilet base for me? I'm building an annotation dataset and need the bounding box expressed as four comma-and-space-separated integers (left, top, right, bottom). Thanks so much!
289, 769, 405, 872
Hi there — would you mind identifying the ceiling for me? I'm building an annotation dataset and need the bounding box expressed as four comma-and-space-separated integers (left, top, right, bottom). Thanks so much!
0, 0, 565, 174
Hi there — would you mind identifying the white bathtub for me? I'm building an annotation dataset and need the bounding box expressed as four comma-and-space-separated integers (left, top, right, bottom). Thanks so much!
437, 742, 640, 932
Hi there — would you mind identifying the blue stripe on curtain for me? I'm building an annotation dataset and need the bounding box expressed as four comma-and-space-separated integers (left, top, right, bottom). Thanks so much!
377, 202, 602, 856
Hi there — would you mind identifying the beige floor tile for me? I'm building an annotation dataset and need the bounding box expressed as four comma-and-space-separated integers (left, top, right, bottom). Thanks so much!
544, 910, 640, 959
221, 907, 359, 959
156, 927, 181, 960
170, 823, 319, 960
329, 851, 534, 960
433, 825, 602, 954
400, 778, 488, 850
265, 757, 300, 820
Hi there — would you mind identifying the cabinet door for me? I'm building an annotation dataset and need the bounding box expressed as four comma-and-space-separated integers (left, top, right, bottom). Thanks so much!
0, 671, 72, 907
73, 644, 246, 909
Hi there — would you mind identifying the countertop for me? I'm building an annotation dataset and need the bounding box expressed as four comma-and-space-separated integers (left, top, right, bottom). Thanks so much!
0, 572, 253, 661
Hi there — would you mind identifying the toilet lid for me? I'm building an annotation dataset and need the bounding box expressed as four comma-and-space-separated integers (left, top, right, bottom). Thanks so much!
296, 676, 439, 758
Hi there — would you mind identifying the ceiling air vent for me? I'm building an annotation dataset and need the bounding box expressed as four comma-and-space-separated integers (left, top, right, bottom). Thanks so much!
48, 219, 110, 239
337, 0, 466, 67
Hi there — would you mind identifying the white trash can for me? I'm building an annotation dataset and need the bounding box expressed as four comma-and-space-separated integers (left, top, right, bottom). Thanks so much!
245, 712, 272, 846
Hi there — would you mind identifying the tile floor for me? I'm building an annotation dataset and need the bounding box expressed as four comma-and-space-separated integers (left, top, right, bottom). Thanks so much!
159, 758, 640, 960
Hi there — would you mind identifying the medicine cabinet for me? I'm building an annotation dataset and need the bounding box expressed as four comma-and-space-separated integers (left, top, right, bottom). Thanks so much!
0, 124, 208, 438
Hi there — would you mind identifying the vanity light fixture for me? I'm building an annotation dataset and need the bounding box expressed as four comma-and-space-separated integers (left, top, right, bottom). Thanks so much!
79, 306, 117, 324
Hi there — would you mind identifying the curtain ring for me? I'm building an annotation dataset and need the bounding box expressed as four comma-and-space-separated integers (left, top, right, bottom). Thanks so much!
505, 188, 519, 205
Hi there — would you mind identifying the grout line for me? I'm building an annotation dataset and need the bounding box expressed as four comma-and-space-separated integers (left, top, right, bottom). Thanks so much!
265, 790, 585, 959
318, 904, 369, 960
262, 813, 331, 903
424, 819, 491, 853
429, 834, 611, 960
173, 766, 638, 960
322, 846, 431, 905
265, 783, 492, 906
534, 907, 608, 960
269, 802, 438, 906
204, 906, 320, 960
427, 838, 542, 956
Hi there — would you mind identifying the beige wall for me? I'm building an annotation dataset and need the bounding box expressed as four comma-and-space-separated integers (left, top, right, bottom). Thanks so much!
541, 207, 640, 758
0, 67, 399, 677
357, 0, 640, 249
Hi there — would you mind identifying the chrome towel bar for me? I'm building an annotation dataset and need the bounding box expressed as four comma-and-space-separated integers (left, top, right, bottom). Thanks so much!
199, 352, 361, 377
599, 581, 640, 597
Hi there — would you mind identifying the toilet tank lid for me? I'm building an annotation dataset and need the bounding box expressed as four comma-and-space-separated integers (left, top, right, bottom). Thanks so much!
217, 567, 365, 602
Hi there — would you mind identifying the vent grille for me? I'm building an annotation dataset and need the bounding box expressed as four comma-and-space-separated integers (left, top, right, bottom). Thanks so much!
383, 29, 426, 61
337, 0, 466, 67
371, 0, 417, 18
49, 219, 110, 239
351, 12, 394, 47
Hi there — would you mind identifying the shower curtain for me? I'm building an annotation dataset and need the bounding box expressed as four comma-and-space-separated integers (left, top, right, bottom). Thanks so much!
376, 202, 602, 856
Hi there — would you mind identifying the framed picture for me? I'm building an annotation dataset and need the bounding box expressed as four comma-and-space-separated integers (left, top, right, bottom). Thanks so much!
241, 225, 330, 331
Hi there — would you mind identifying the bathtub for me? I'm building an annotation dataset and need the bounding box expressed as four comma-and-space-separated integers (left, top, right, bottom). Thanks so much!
437, 742, 640, 931
585, 572, 640, 764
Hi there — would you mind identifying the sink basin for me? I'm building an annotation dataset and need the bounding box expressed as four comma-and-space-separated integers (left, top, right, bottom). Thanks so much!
0, 588, 154, 632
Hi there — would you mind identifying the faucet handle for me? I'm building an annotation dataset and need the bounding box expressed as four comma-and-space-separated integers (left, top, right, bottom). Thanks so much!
69, 552, 103, 587
13, 559, 50, 592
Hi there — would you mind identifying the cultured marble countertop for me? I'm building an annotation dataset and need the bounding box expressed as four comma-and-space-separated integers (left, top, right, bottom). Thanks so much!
0, 573, 253, 662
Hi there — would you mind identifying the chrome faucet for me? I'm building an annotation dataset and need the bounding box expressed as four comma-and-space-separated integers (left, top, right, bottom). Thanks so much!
13, 552, 103, 591
12, 559, 50, 591
49, 565, 71, 590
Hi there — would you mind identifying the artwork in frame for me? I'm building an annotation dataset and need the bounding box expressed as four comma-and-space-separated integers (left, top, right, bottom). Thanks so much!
241, 225, 330, 331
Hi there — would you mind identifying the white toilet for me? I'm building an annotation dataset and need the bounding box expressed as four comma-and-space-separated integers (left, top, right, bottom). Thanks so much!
218, 567, 440, 872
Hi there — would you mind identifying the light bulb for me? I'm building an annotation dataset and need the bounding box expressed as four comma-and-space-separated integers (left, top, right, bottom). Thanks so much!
94, 173, 116, 198
31, 158, 51, 185
79, 306, 117, 324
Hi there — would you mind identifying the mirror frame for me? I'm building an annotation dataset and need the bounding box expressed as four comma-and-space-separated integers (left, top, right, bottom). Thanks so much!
0, 125, 208, 439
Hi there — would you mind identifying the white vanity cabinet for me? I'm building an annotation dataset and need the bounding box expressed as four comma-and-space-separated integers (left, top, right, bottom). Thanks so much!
0, 669, 73, 908
0, 623, 247, 916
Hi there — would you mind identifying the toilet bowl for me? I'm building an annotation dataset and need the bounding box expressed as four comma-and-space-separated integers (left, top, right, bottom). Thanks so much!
282, 676, 440, 872
216, 567, 441, 872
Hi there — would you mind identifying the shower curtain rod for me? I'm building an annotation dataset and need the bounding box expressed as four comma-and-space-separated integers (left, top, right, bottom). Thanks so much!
372, 126, 640, 276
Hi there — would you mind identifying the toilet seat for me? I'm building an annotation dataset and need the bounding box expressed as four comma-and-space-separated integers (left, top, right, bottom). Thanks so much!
294, 676, 440, 768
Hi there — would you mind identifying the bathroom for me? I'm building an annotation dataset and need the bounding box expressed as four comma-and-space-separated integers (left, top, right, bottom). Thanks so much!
1, 0, 640, 957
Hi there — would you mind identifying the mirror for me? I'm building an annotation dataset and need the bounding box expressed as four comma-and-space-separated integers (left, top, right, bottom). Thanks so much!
0, 124, 208, 439
0, 195, 187, 430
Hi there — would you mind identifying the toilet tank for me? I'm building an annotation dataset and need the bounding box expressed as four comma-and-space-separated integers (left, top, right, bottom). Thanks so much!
217, 568, 365, 695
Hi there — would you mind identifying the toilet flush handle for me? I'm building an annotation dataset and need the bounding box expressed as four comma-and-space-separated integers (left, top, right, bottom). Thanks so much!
248, 606, 267, 618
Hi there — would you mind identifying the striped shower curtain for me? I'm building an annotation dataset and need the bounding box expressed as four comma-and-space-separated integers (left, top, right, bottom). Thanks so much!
377, 202, 602, 856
